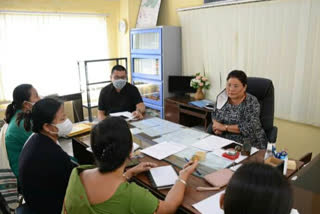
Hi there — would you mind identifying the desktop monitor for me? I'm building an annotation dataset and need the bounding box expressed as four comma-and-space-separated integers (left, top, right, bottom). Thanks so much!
168, 76, 196, 96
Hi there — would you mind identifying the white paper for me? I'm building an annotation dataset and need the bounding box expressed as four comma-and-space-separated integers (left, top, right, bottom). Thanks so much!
230, 164, 242, 172
290, 209, 299, 214
192, 135, 234, 151
133, 142, 140, 151
216, 89, 228, 109
235, 147, 259, 163
149, 165, 178, 187
141, 141, 187, 160
110, 111, 134, 121
130, 128, 142, 135
193, 190, 225, 214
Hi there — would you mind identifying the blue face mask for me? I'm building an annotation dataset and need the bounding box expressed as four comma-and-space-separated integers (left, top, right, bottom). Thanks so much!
113, 79, 127, 90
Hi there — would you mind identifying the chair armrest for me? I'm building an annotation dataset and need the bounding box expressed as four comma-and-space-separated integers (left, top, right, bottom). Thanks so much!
207, 122, 213, 134
266, 126, 278, 143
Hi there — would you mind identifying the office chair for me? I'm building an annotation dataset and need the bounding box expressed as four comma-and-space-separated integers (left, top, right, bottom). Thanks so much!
207, 77, 278, 143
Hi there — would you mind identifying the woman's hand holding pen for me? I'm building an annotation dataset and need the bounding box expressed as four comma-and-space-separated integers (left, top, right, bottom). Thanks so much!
179, 160, 199, 181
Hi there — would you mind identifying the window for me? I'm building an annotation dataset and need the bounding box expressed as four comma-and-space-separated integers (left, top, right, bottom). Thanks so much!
0, 12, 108, 100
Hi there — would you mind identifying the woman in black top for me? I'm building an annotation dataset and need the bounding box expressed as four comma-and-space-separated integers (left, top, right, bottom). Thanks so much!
19, 98, 77, 214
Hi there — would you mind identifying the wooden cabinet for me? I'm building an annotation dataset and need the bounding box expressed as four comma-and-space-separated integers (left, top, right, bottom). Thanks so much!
165, 97, 212, 130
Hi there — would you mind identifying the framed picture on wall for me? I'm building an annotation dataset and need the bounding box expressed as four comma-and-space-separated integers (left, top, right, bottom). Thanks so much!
136, 0, 162, 28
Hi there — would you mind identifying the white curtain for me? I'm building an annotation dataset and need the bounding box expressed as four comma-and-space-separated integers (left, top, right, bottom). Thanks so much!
178, 0, 320, 127
0, 12, 108, 100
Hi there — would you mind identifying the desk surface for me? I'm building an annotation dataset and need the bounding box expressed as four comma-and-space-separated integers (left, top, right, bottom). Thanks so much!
73, 117, 305, 214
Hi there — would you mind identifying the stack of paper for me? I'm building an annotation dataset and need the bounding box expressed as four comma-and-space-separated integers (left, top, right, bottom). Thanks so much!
149, 165, 178, 189
192, 135, 234, 151
67, 123, 92, 138
110, 111, 135, 121
192, 191, 225, 214
141, 141, 187, 160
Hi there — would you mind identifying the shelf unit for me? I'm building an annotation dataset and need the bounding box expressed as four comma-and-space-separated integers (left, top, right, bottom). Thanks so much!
130, 26, 181, 118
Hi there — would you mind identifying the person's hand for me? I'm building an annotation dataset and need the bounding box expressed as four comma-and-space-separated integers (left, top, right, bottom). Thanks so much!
128, 162, 157, 176
132, 110, 143, 120
214, 130, 223, 135
213, 120, 225, 132
179, 160, 199, 181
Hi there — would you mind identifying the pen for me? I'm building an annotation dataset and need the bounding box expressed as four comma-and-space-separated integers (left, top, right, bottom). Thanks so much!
184, 157, 202, 176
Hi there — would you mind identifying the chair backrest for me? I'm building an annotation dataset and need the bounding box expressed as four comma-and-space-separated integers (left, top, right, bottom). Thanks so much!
246, 77, 275, 132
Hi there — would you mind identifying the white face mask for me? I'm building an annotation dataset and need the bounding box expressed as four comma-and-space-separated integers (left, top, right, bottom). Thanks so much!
51, 118, 73, 137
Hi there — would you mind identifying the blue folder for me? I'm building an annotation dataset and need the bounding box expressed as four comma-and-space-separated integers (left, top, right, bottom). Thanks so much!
189, 99, 213, 108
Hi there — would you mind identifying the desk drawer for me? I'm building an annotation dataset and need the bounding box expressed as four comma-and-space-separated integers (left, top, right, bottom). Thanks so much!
165, 100, 179, 123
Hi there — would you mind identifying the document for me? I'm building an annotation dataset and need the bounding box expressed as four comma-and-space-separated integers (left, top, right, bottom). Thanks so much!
149, 165, 178, 189
110, 111, 135, 121
192, 135, 234, 151
202, 152, 234, 170
154, 128, 209, 146
131, 118, 163, 129
193, 190, 225, 214
130, 128, 142, 135
133, 142, 140, 151
141, 141, 187, 160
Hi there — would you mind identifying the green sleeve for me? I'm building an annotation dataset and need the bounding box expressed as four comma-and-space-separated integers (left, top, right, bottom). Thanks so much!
130, 183, 159, 214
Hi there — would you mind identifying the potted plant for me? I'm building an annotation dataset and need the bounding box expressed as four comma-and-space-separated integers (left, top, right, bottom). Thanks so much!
190, 73, 210, 100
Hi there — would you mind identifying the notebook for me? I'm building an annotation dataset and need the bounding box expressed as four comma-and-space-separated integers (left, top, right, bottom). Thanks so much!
148, 165, 178, 190
204, 168, 234, 187
67, 123, 92, 138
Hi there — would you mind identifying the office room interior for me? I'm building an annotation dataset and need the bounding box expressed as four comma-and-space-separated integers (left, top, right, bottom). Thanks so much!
0, 0, 319, 161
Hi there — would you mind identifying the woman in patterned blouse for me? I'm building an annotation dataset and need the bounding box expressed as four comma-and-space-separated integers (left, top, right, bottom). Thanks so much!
211, 70, 268, 149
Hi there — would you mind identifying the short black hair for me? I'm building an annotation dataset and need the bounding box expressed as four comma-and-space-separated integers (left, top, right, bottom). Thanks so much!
227, 70, 247, 86
90, 117, 133, 173
31, 98, 63, 133
111, 65, 127, 75
224, 162, 293, 214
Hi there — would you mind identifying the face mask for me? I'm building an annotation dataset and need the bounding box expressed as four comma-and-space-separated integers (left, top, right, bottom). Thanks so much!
113, 79, 127, 90
51, 118, 73, 137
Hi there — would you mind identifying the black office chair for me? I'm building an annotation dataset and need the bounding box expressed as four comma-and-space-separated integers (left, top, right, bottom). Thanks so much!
247, 77, 277, 143
207, 77, 278, 143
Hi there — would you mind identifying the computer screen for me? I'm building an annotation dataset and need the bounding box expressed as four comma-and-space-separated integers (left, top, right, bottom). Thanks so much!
168, 76, 196, 95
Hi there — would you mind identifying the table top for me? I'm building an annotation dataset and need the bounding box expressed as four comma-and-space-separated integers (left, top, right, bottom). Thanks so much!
74, 118, 305, 214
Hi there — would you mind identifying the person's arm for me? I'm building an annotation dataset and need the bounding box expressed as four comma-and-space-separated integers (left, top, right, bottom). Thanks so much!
98, 110, 106, 121
124, 161, 198, 214
132, 102, 145, 119
98, 87, 108, 121
213, 120, 240, 134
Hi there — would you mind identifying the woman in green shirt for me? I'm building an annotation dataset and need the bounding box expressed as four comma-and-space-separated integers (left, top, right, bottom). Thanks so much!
5, 84, 40, 178
63, 117, 198, 214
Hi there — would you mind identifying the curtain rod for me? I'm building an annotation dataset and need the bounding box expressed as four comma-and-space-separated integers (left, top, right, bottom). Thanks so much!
177, 0, 270, 12
0, 10, 109, 17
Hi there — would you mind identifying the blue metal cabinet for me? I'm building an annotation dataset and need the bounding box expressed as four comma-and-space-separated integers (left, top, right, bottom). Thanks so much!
130, 26, 181, 118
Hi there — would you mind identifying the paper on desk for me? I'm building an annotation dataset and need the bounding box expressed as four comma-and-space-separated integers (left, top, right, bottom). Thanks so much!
230, 164, 242, 172
192, 135, 234, 151
130, 128, 142, 135
131, 118, 163, 129
193, 190, 225, 214
154, 128, 209, 146
235, 147, 259, 163
141, 141, 187, 160
133, 142, 140, 151
110, 111, 135, 121
150, 165, 178, 187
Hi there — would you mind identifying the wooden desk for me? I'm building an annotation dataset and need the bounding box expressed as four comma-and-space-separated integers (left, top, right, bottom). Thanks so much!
165, 96, 212, 130
72, 129, 304, 214
292, 154, 320, 214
